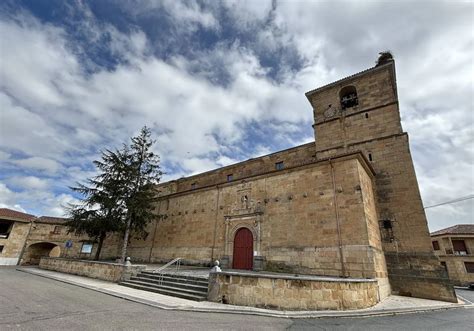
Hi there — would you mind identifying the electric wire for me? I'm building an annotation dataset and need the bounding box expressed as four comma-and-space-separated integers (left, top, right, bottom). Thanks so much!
424, 194, 474, 209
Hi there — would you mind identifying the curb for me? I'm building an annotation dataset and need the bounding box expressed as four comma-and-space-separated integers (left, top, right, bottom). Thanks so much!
16, 267, 471, 319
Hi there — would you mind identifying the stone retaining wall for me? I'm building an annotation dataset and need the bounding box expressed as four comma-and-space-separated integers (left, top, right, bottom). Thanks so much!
208, 271, 379, 310
39, 257, 146, 282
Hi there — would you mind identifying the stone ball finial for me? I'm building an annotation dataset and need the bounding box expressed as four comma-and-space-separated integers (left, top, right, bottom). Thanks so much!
125, 257, 132, 266
211, 259, 222, 272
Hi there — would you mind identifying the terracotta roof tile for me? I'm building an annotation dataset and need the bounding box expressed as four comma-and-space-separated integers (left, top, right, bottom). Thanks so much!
36, 216, 69, 225
430, 224, 474, 237
0, 208, 36, 222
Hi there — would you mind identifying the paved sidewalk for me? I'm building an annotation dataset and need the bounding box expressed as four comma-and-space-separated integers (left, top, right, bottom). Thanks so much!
17, 267, 471, 319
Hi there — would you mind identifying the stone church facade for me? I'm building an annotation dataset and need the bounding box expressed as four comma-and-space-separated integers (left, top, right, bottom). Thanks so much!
125, 55, 456, 302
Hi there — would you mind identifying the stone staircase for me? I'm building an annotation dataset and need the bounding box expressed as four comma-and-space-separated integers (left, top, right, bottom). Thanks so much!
119, 270, 209, 301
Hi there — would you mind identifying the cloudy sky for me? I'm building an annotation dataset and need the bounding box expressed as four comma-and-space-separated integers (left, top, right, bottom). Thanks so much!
0, 0, 472, 231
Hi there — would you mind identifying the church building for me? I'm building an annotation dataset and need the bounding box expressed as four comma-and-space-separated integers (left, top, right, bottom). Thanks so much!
125, 53, 456, 302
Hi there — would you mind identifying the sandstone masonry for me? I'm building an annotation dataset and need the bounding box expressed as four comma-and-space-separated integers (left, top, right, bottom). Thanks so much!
124, 56, 456, 303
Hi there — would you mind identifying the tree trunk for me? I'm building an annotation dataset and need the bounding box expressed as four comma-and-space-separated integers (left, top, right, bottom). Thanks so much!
120, 216, 132, 264
95, 232, 106, 261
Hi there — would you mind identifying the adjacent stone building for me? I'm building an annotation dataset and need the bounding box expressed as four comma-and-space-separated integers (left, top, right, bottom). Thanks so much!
0, 208, 35, 265
0, 208, 119, 265
125, 54, 457, 302
431, 224, 474, 286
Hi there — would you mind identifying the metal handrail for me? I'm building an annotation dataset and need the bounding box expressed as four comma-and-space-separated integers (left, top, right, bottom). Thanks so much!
151, 258, 182, 285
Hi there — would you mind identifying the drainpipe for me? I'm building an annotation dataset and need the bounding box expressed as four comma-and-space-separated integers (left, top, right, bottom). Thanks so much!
17, 219, 34, 265
329, 159, 346, 277
211, 185, 221, 262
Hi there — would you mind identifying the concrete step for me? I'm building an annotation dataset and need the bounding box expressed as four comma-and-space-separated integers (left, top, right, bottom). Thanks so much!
138, 272, 209, 286
119, 270, 210, 301
119, 280, 207, 301
141, 271, 208, 281
130, 276, 208, 293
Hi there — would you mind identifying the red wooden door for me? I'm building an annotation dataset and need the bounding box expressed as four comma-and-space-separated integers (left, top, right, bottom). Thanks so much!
233, 228, 253, 270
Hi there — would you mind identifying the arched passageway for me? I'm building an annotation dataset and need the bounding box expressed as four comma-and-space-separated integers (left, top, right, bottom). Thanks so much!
22, 242, 60, 265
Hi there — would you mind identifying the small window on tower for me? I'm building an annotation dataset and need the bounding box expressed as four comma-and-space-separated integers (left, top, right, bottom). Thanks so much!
275, 161, 284, 170
191, 183, 196, 190
382, 220, 392, 229
339, 86, 358, 109
432, 241, 440, 250
227, 174, 233, 182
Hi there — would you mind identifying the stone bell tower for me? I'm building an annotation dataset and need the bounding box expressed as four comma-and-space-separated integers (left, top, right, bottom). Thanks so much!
305, 53, 457, 302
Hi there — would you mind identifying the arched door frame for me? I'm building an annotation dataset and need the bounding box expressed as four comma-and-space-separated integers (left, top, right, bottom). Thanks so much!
232, 227, 254, 270
224, 218, 261, 270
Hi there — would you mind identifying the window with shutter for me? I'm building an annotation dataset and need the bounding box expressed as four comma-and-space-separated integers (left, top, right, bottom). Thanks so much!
465, 262, 474, 273
452, 240, 468, 255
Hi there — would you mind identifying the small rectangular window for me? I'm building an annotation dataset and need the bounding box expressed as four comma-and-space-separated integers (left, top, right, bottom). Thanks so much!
452, 240, 468, 255
81, 243, 93, 254
432, 241, 440, 250
0, 245, 4, 254
465, 262, 474, 273
275, 161, 284, 170
368, 153, 373, 161
191, 183, 196, 190
382, 220, 392, 229
440, 261, 447, 271
0, 220, 13, 239
227, 174, 233, 182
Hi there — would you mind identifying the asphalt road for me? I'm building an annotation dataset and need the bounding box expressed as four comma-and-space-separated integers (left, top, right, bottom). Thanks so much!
1, 268, 473, 330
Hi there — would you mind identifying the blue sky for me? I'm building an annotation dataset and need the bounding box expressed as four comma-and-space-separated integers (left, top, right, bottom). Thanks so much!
0, 0, 472, 231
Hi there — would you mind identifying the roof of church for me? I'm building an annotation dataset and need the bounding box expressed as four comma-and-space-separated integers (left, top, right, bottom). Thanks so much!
430, 224, 474, 237
0, 208, 36, 222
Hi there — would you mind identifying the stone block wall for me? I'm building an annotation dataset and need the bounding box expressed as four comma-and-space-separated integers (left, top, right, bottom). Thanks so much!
306, 60, 456, 302
440, 256, 474, 286
22, 223, 122, 264
39, 257, 145, 282
156, 143, 316, 197
127, 153, 385, 284
208, 271, 379, 310
0, 221, 30, 265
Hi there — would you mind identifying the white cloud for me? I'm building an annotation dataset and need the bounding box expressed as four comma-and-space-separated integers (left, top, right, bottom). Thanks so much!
0, 183, 27, 212
125, 0, 219, 32
13, 157, 61, 175
7, 176, 49, 191
0, 2, 472, 230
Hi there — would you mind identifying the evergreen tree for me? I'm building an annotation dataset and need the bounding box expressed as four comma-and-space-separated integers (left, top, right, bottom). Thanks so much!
119, 127, 162, 263
66, 147, 129, 260
67, 126, 162, 263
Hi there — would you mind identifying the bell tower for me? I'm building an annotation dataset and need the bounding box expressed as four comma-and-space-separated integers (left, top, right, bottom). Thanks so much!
304, 53, 457, 302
